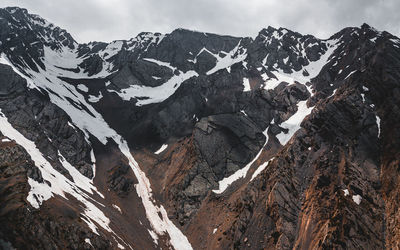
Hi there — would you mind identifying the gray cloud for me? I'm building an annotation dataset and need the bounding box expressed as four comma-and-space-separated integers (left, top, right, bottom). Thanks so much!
1, 0, 399, 43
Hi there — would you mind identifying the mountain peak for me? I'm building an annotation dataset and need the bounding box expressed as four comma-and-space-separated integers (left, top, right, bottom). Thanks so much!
258, 25, 310, 40
2, 6, 52, 28
0, 6, 76, 50
4, 6, 28, 15
171, 27, 212, 35
360, 22, 381, 34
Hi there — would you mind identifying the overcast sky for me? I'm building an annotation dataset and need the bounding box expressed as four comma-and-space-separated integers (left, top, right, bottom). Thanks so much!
1, 0, 399, 43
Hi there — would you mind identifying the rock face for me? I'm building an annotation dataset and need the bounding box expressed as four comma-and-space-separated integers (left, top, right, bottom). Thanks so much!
194, 113, 265, 179
0, 63, 94, 179
0, 6, 399, 250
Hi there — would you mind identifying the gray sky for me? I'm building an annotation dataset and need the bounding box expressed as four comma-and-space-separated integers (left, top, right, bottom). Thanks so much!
1, 0, 399, 43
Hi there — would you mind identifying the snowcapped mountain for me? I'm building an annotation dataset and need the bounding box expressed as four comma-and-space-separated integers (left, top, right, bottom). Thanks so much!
0, 6, 400, 250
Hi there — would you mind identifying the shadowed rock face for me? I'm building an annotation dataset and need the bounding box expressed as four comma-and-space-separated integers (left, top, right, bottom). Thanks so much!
194, 113, 265, 179
0, 6, 399, 250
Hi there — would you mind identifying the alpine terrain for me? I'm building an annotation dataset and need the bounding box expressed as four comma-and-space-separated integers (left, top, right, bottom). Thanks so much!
0, 6, 400, 250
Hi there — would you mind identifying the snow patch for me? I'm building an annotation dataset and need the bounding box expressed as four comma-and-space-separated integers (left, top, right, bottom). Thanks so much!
88, 92, 103, 103
111, 70, 198, 106
112, 204, 122, 213
344, 70, 357, 80
283, 56, 289, 64
76, 84, 88, 92
85, 238, 93, 246
250, 157, 274, 181
207, 41, 247, 75
276, 101, 313, 145
148, 229, 159, 245
155, 144, 168, 155
67, 121, 77, 130
389, 38, 400, 44
343, 189, 349, 196
143, 58, 177, 71
376, 115, 381, 138
189, 47, 215, 64
329, 88, 336, 99
352, 194, 362, 205
242, 77, 251, 92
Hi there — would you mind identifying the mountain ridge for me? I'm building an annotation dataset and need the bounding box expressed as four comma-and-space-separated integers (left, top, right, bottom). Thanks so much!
0, 5, 399, 250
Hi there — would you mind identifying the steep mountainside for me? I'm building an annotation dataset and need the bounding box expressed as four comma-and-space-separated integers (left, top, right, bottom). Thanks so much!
0, 6, 399, 250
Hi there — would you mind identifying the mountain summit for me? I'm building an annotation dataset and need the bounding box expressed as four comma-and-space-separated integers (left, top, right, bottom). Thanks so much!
0, 6, 399, 250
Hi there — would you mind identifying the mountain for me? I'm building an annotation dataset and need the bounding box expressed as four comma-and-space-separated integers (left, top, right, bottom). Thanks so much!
0, 6, 399, 249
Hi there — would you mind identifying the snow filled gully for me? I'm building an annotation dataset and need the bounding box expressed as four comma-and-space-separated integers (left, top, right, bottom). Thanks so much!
0, 52, 193, 249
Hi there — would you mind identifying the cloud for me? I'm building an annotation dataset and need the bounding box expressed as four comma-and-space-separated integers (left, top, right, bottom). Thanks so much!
1, 0, 399, 43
